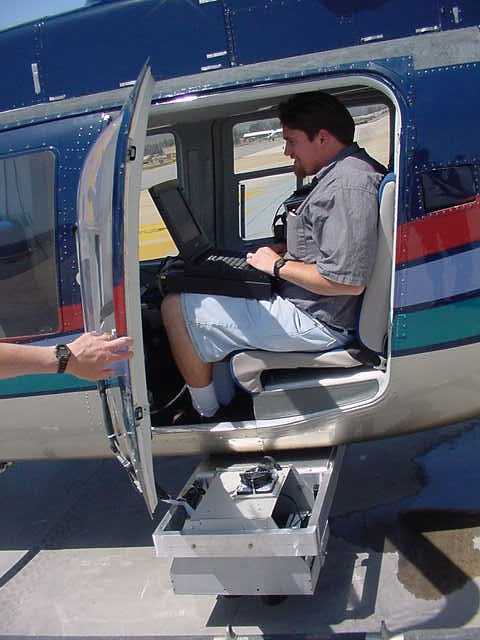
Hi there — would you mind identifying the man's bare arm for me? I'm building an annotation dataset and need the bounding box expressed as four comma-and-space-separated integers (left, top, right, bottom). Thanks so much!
0, 333, 133, 381
246, 246, 364, 296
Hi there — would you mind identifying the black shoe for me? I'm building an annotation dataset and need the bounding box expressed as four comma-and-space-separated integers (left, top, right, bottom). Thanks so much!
149, 387, 189, 427
154, 389, 254, 426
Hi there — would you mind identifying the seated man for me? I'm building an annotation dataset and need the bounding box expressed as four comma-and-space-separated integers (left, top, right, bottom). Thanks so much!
161, 91, 386, 420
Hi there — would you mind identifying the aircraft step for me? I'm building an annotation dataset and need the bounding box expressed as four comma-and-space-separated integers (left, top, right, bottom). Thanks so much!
152, 446, 344, 596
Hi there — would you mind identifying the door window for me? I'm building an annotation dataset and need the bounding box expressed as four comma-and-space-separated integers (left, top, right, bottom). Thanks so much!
0, 150, 59, 338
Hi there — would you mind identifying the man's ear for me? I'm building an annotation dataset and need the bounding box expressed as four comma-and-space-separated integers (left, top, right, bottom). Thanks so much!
315, 128, 330, 145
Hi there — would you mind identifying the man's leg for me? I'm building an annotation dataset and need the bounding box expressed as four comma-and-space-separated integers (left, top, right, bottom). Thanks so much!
161, 294, 219, 417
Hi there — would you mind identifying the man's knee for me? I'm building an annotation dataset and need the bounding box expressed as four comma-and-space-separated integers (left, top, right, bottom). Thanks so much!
161, 293, 182, 329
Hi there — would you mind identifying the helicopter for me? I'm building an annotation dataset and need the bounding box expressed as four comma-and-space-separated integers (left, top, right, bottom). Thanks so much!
1, 0, 479, 531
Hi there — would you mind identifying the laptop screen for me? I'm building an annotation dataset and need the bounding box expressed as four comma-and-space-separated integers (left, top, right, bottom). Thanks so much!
149, 181, 211, 260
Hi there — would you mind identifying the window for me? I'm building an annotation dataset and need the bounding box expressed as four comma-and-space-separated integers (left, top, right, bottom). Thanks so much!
238, 173, 297, 240
0, 150, 59, 338
233, 117, 294, 240
352, 105, 390, 169
139, 132, 178, 261
233, 118, 290, 174
422, 166, 477, 213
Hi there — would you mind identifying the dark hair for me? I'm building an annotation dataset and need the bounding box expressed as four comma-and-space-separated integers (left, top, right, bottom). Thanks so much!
278, 91, 355, 144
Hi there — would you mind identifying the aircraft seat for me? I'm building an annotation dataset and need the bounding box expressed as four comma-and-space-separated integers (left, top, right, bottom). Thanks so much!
230, 173, 396, 397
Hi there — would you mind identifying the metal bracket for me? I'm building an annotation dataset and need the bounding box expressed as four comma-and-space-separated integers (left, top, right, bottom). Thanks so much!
31, 63, 41, 95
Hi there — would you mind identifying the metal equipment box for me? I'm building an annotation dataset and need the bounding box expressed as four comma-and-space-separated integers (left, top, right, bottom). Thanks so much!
153, 446, 344, 596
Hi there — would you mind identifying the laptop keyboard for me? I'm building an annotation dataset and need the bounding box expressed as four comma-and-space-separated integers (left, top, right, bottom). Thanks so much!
204, 253, 254, 271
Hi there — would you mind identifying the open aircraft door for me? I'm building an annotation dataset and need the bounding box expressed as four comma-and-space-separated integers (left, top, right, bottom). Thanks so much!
76, 64, 157, 514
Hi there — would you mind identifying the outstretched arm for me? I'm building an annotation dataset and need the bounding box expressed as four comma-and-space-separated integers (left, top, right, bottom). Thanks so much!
0, 332, 133, 381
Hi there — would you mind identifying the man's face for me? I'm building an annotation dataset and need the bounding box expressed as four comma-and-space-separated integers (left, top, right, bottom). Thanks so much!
283, 126, 326, 178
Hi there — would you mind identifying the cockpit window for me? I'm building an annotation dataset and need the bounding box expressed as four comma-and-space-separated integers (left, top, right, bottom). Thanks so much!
140, 132, 178, 260
0, 150, 59, 338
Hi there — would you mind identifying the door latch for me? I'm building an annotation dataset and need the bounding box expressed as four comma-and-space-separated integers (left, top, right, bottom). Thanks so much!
134, 406, 143, 421
128, 145, 137, 161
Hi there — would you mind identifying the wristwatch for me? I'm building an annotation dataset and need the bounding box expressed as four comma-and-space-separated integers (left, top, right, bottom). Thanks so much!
273, 257, 288, 278
55, 344, 72, 374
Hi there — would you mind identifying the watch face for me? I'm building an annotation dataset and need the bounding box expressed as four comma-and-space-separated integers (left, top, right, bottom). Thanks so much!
55, 344, 72, 373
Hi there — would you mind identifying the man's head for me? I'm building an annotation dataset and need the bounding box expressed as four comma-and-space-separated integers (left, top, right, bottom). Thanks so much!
279, 91, 355, 178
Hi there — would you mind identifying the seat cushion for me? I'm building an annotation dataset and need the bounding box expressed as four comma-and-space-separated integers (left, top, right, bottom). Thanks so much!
231, 346, 381, 394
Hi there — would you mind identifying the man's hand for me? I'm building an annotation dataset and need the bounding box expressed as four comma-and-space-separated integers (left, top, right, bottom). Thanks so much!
67, 332, 133, 381
246, 246, 281, 275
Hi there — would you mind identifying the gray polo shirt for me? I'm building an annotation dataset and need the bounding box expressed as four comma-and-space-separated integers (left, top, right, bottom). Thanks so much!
278, 143, 385, 330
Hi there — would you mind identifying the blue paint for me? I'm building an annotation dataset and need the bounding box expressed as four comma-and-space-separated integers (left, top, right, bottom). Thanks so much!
229, 0, 440, 65
0, 24, 42, 109
414, 65, 480, 169
394, 247, 480, 310
0, 0, 229, 112
0, 1, 479, 114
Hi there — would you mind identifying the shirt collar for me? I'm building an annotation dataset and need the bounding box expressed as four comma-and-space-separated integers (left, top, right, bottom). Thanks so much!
314, 142, 360, 181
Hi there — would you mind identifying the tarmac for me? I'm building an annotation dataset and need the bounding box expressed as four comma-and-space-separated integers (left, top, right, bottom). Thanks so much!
2, 418, 480, 637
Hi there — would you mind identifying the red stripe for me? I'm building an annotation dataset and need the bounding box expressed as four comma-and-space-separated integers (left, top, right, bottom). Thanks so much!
113, 281, 127, 337
60, 303, 84, 333
396, 197, 480, 265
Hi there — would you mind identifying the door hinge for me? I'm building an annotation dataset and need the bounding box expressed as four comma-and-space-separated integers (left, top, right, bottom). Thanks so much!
128, 145, 137, 161
134, 406, 143, 421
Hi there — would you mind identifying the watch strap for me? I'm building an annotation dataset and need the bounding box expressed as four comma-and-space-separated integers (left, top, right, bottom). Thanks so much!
273, 257, 288, 278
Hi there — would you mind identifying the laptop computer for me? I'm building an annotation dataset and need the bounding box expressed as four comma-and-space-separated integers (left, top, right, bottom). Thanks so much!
148, 180, 272, 300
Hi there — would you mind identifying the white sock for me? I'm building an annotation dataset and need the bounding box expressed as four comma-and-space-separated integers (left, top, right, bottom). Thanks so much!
188, 382, 219, 417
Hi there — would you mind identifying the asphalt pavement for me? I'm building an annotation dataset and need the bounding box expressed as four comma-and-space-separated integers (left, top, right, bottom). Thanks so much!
2, 419, 480, 636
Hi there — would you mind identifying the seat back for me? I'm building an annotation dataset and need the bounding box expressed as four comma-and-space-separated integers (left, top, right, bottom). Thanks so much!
357, 172, 396, 354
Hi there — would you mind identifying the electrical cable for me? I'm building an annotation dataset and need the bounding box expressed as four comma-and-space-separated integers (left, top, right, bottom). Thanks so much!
278, 493, 304, 528
163, 384, 187, 409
